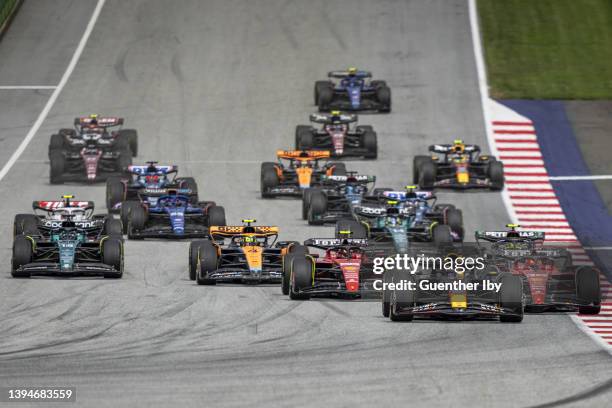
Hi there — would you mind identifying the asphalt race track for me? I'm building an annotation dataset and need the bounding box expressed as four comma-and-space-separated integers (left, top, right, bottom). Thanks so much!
0, 1, 610, 407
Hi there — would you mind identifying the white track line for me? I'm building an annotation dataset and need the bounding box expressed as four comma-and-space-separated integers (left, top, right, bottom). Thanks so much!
0, 86, 57, 90
468, 0, 610, 354
0, 0, 106, 183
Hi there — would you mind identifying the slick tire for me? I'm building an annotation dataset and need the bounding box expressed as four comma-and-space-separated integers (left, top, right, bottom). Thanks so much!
307, 191, 327, 225
295, 125, 314, 150
13, 214, 39, 236
102, 238, 123, 278
106, 177, 125, 212
445, 208, 464, 241
314, 81, 332, 105
289, 256, 313, 300
127, 204, 147, 238
413, 156, 431, 184
282, 248, 309, 296
302, 188, 315, 220
576, 266, 601, 314
49, 151, 65, 185
432, 224, 453, 244
178, 177, 199, 201
499, 275, 524, 322
104, 218, 124, 240
335, 219, 367, 239
261, 162, 279, 198
418, 160, 436, 190
117, 149, 132, 172
49, 133, 65, 153
118, 129, 138, 156
362, 130, 377, 159
196, 240, 218, 285
390, 274, 414, 321
317, 87, 333, 112
207, 205, 226, 227
382, 269, 395, 317
376, 86, 391, 113
489, 161, 505, 191
120, 201, 141, 234
11, 236, 32, 278
189, 240, 208, 281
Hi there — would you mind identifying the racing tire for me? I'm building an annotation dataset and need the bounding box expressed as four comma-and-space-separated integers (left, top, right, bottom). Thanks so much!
489, 161, 505, 191
418, 160, 437, 190
382, 269, 395, 317
413, 156, 431, 184
432, 224, 453, 244
445, 208, 464, 241
576, 267, 601, 314
335, 219, 367, 239
104, 218, 124, 240
356, 125, 374, 133
307, 191, 327, 225
102, 238, 123, 278
376, 86, 391, 113
120, 201, 140, 234
302, 188, 315, 220
49, 134, 65, 153
207, 205, 226, 227
314, 81, 332, 105
390, 274, 414, 321
196, 240, 218, 285
189, 240, 208, 281
127, 204, 147, 238
317, 87, 334, 112
49, 151, 65, 184
106, 177, 125, 212
11, 236, 32, 278
13, 214, 39, 236
118, 129, 138, 156
289, 256, 313, 300
330, 162, 347, 176
261, 163, 279, 198
116, 149, 132, 173
295, 125, 313, 150
362, 130, 377, 159
498, 274, 524, 322
178, 177, 199, 201
282, 250, 308, 296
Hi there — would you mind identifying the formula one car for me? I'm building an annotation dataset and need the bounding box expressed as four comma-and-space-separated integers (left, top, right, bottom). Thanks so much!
302, 173, 376, 225
11, 195, 124, 278
283, 233, 387, 299
260, 150, 347, 198
124, 190, 225, 239
315, 68, 391, 113
382, 244, 524, 322
295, 112, 377, 158
105, 161, 198, 213
413, 139, 504, 190
48, 115, 138, 184
475, 225, 601, 314
347, 187, 463, 253
189, 219, 301, 284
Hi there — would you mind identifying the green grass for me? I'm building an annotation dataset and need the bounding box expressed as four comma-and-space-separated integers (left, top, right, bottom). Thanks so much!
477, 0, 612, 99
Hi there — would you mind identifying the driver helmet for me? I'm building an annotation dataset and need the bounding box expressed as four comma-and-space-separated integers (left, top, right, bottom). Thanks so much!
347, 67, 357, 76
330, 110, 342, 123
452, 139, 465, 154
88, 114, 98, 126
405, 185, 418, 199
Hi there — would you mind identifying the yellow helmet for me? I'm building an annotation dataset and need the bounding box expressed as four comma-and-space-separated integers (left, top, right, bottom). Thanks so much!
347, 67, 357, 75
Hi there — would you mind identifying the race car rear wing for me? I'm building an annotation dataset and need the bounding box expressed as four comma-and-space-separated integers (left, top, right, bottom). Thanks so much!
304, 238, 368, 249
128, 165, 178, 175
276, 150, 331, 161
328, 70, 372, 79
138, 188, 193, 196
475, 230, 545, 242
381, 190, 434, 201
321, 174, 376, 184
309, 113, 357, 125
33, 200, 94, 211
429, 144, 480, 154
209, 225, 280, 236
74, 116, 124, 128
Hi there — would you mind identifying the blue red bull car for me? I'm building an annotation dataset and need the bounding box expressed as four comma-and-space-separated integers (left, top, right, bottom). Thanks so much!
314, 68, 391, 113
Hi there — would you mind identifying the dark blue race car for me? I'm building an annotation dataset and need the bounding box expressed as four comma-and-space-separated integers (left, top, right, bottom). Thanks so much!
124, 191, 226, 240
314, 68, 391, 113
